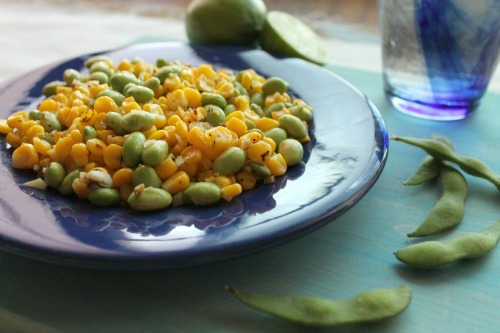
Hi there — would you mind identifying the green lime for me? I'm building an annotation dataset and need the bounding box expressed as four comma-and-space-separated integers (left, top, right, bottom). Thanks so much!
185, 0, 267, 46
260, 11, 330, 65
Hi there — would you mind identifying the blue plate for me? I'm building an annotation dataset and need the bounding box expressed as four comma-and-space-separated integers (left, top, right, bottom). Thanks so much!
0, 42, 388, 269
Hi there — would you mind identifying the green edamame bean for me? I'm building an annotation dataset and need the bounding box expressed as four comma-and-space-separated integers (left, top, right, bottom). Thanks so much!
144, 77, 161, 92
97, 89, 125, 106
87, 72, 109, 84
42, 80, 66, 96
58, 168, 81, 195
123, 131, 146, 167
250, 162, 271, 178
142, 140, 169, 167
226, 285, 412, 326
120, 110, 156, 132
408, 165, 467, 237
125, 85, 154, 103
44, 162, 66, 189
403, 134, 454, 186
395, 220, 500, 269
83, 55, 112, 68
133, 165, 162, 188
288, 105, 313, 121
224, 104, 237, 116
264, 102, 285, 118
392, 136, 500, 190
278, 114, 308, 140
184, 182, 221, 206
28, 110, 40, 120
109, 72, 140, 93
156, 58, 170, 68
233, 81, 249, 96
39, 111, 62, 132
127, 186, 172, 211
262, 77, 289, 95
201, 92, 227, 109
250, 103, 264, 118
155, 65, 182, 84
212, 147, 246, 175
204, 105, 226, 126
245, 119, 255, 130
87, 188, 121, 207
278, 138, 304, 166
63, 68, 83, 86
250, 93, 265, 108
264, 128, 287, 151
89, 61, 114, 78
44, 132, 55, 145
83, 126, 98, 142
105, 112, 126, 135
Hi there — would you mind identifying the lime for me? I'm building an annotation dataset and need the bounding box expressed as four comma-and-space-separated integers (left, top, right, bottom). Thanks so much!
185, 0, 267, 46
260, 11, 330, 65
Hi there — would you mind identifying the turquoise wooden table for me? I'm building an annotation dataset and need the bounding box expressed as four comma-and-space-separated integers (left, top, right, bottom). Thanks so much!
1, 64, 499, 333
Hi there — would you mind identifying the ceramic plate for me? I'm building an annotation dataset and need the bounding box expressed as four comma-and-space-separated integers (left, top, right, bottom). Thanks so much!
0, 42, 388, 269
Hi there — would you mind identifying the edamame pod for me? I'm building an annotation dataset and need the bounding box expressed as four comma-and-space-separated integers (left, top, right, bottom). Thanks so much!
395, 220, 500, 269
127, 186, 172, 211
226, 285, 412, 327
408, 165, 468, 237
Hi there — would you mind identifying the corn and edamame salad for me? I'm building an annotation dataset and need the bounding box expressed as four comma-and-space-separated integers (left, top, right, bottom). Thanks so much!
0, 55, 313, 211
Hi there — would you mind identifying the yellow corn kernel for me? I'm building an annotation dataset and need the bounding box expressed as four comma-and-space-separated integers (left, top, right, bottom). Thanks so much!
225, 110, 245, 121
117, 59, 133, 71
221, 183, 243, 201
142, 125, 157, 139
64, 156, 78, 174
7, 111, 28, 130
121, 96, 142, 113
112, 167, 134, 187
19, 119, 36, 137
93, 112, 108, 130
161, 171, 190, 194
6, 132, 22, 148
96, 129, 115, 143
265, 153, 287, 176
38, 99, 58, 112
234, 95, 250, 111
262, 137, 277, 153
12, 143, 39, 169
0, 119, 12, 134
225, 117, 247, 138
25, 124, 45, 143
247, 140, 273, 163
88, 152, 105, 165
235, 170, 258, 191
119, 183, 134, 202
163, 126, 178, 146
166, 89, 188, 111
175, 119, 189, 139
54, 93, 69, 106
53, 131, 66, 143
54, 136, 73, 162
71, 143, 89, 167
148, 129, 169, 141
271, 108, 291, 121
87, 81, 109, 99
163, 75, 182, 92
94, 96, 120, 113
69, 129, 83, 144
214, 81, 234, 99
154, 155, 178, 180
170, 140, 188, 156
237, 131, 263, 149
265, 92, 292, 107
84, 162, 100, 173
255, 117, 279, 132
196, 64, 217, 80
167, 114, 182, 126
187, 127, 211, 151
80, 108, 97, 127
106, 135, 126, 146
56, 86, 73, 95
103, 144, 123, 170
86, 138, 107, 156
72, 177, 90, 199
46, 148, 57, 162
205, 126, 238, 151
177, 162, 198, 178
212, 175, 234, 188
181, 146, 203, 165
38, 156, 52, 170
33, 137, 52, 155
195, 75, 215, 92
183, 87, 202, 108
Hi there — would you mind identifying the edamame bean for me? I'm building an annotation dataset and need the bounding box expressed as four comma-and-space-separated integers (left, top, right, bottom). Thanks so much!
144, 77, 161, 92
97, 89, 125, 106
262, 77, 289, 95
408, 165, 468, 237
226, 285, 412, 326
87, 188, 121, 207
250, 93, 265, 108
28, 110, 40, 120
184, 182, 221, 206
142, 140, 169, 167
403, 134, 454, 186
58, 169, 81, 195
120, 110, 156, 132
288, 105, 313, 121
250, 162, 271, 178
156, 58, 170, 68
264, 102, 285, 118
87, 72, 109, 84
133, 165, 162, 188
123, 131, 146, 167
83, 126, 97, 142
392, 136, 500, 190
233, 81, 249, 96
224, 104, 237, 116
43, 162, 66, 189
89, 61, 114, 78
109, 72, 140, 93
204, 105, 226, 126
125, 85, 154, 103
63, 68, 83, 86
155, 65, 182, 84
212, 147, 246, 175
250, 103, 264, 118
127, 185, 172, 211
278, 138, 304, 166
105, 112, 126, 135
264, 127, 287, 151
42, 80, 66, 96
395, 220, 500, 269
83, 55, 112, 68
39, 111, 62, 132
201, 92, 227, 109
278, 114, 308, 140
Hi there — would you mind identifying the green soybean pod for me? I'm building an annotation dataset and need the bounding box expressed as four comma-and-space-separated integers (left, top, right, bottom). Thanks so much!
408, 165, 467, 237
212, 147, 246, 175
262, 77, 289, 95
120, 110, 156, 132
142, 140, 169, 167
87, 188, 121, 207
132, 165, 162, 188
127, 186, 172, 211
395, 220, 500, 269
42, 80, 66, 97
278, 138, 304, 166
201, 92, 227, 109
184, 182, 221, 206
278, 114, 308, 140
58, 169, 81, 195
226, 285, 412, 327
122, 131, 146, 167
44, 162, 66, 189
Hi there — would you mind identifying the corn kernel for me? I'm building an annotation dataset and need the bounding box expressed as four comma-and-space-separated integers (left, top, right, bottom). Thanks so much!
103, 144, 123, 170
86, 138, 107, 156
0, 119, 12, 134
235, 170, 258, 191
154, 155, 178, 180
12, 143, 39, 169
221, 183, 243, 201
71, 143, 89, 167
265, 153, 287, 176
225, 117, 247, 138
162, 171, 190, 194
112, 167, 134, 187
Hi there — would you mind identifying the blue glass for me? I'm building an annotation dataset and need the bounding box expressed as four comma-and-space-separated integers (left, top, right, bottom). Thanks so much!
381, 0, 500, 120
